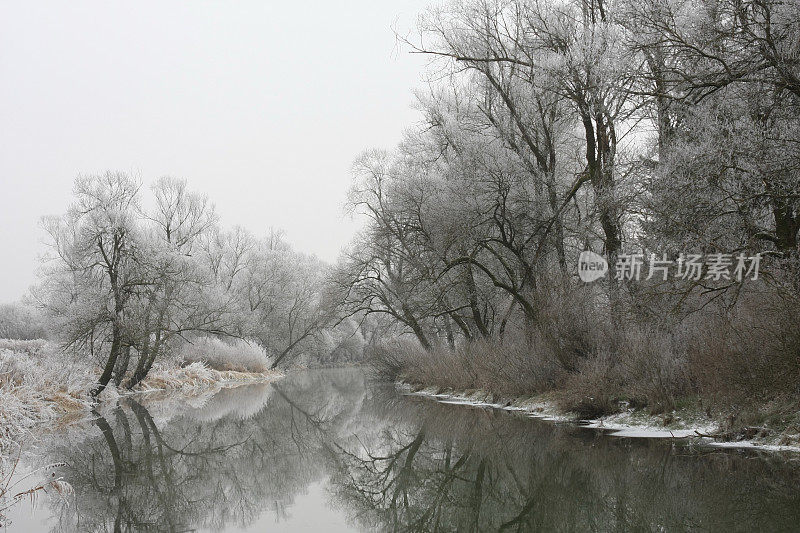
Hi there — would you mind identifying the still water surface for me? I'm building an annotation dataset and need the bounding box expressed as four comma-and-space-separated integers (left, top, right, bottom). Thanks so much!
8, 368, 800, 532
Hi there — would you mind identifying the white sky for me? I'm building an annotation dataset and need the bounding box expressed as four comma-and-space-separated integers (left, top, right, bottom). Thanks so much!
0, 1, 432, 302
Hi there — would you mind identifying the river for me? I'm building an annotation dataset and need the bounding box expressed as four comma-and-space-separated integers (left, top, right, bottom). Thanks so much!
5, 368, 800, 531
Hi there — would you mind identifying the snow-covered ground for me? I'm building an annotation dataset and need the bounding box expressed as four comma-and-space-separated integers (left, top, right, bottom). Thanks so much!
0, 339, 282, 453
398, 382, 800, 454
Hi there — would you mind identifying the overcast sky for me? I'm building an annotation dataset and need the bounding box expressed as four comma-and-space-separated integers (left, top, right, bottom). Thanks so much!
0, 1, 432, 302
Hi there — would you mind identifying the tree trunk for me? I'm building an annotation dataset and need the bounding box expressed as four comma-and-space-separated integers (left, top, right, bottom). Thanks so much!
128, 296, 168, 388
581, 107, 622, 314
128, 334, 160, 389
465, 264, 490, 338
113, 344, 131, 386
405, 310, 432, 351
92, 319, 121, 397
773, 200, 799, 253
443, 314, 455, 349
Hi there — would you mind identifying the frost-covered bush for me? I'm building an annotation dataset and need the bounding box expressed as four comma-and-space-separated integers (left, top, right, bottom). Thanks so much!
177, 337, 270, 372
0, 340, 93, 451
310, 317, 368, 365
142, 361, 218, 391
0, 340, 94, 398
0, 304, 46, 341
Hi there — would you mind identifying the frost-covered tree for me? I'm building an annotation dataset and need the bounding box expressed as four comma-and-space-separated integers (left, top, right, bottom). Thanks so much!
37, 172, 144, 396
37, 174, 260, 393
340, 0, 800, 365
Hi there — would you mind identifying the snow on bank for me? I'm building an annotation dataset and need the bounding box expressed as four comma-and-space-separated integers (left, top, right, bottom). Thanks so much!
136, 361, 281, 393
0, 339, 282, 453
397, 382, 800, 454
124, 363, 281, 425
0, 340, 93, 452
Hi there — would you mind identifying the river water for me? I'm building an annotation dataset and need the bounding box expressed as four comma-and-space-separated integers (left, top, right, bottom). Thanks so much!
6, 368, 800, 532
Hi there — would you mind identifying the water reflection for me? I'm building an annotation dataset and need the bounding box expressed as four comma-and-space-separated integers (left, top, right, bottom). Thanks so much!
333, 394, 800, 532
39, 369, 366, 532
24, 369, 800, 532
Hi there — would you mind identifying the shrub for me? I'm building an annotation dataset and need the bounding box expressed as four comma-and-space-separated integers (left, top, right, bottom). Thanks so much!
177, 336, 270, 373
0, 339, 94, 398
372, 282, 800, 429
371, 336, 566, 398
0, 304, 46, 341
686, 291, 800, 416
0, 340, 93, 451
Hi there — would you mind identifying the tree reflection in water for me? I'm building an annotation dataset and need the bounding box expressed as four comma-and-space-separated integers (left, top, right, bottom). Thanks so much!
34, 369, 800, 532
330, 392, 800, 532
42, 369, 365, 531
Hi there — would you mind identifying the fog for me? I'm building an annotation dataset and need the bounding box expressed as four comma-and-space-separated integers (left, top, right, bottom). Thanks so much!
0, 0, 430, 301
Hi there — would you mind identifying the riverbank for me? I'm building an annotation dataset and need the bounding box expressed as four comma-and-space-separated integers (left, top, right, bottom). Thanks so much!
373, 305, 800, 454
2, 366, 282, 453
398, 380, 800, 453
0, 339, 282, 452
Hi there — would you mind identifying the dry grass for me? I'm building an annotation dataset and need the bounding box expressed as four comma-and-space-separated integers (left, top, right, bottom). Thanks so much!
177, 336, 271, 372
372, 338, 565, 399
373, 286, 800, 433
137, 361, 281, 392
0, 453, 73, 527
0, 339, 281, 452
0, 340, 94, 452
